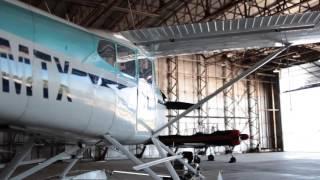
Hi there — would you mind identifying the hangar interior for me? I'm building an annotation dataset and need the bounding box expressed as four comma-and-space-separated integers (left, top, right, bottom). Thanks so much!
1, 0, 320, 179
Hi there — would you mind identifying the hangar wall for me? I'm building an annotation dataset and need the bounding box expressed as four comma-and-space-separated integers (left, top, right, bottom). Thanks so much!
156, 54, 282, 153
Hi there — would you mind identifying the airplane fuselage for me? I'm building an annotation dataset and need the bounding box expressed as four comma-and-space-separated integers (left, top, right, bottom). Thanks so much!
0, 0, 166, 145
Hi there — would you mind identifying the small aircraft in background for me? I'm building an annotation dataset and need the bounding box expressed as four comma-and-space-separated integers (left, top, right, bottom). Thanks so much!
143, 130, 249, 163
1, 0, 320, 179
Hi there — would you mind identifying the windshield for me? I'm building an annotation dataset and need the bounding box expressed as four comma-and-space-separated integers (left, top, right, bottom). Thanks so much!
97, 40, 116, 66
117, 44, 135, 63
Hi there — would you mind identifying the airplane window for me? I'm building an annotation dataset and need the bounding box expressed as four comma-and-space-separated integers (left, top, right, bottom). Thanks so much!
117, 44, 135, 62
117, 44, 136, 77
0, 53, 7, 58
0, 37, 10, 48
1, 57, 9, 93
19, 45, 29, 54
97, 40, 116, 66
119, 60, 136, 77
139, 59, 152, 84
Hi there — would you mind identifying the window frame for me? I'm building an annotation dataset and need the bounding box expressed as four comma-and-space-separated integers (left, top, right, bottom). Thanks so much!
97, 39, 117, 68
138, 58, 154, 85
96, 38, 138, 81
115, 43, 138, 81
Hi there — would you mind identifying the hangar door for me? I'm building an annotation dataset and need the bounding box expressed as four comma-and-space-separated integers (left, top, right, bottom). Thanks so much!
280, 60, 320, 152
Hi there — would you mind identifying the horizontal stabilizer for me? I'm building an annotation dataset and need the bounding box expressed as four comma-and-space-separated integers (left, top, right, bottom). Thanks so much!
164, 101, 200, 110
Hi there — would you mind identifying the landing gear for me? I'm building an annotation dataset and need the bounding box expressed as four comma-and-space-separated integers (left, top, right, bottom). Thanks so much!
229, 156, 236, 163
193, 155, 201, 164
208, 154, 214, 161
0, 136, 83, 180
182, 151, 193, 164
103, 135, 205, 180
135, 145, 146, 159
226, 146, 236, 163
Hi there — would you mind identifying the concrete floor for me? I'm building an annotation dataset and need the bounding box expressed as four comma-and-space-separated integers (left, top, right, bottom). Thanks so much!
12, 152, 320, 180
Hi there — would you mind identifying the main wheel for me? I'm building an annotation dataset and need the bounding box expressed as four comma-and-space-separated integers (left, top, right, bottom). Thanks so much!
229, 156, 236, 163
182, 151, 193, 163
194, 155, 201, 164
208, 154, 214, 161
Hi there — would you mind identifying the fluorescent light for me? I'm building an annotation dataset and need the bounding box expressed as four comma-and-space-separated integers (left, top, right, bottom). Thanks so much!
273, 68, 280, 73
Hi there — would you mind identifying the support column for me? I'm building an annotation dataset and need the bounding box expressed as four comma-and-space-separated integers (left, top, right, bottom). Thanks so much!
267, 77, 283, 151
246, 75, 260, 150
271, 83, 277, 150
222, 61, 236, 130
272, 76, 283, 151
196, 55, 209, 133
167, 57, 179, 135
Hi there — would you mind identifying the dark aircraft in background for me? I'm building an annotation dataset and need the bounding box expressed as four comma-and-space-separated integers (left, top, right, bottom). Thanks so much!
155, 100, 249, 163
144, 130, 249, 163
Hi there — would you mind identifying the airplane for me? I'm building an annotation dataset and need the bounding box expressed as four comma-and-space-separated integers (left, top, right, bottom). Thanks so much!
143, 130, 249, 163
1, 0, 320, 179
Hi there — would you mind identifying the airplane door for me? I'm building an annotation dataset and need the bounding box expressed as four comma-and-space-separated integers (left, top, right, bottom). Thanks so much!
109, 44, 137, 141
137, 59, 156, 134
84, 40, 118, 135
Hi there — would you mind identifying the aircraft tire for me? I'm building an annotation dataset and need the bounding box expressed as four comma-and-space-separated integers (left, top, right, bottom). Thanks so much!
229, 156, 236, 163
182, 151, 193, 163
194, 155, 201, 164
208, 154, 214, 161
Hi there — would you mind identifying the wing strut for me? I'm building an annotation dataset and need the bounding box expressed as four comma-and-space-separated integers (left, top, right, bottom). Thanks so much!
150, 137, 181, 180
153, 46, 290, 137
103, 135, 162, 180
103, 135, 205, 179
0, 137, 35, 180
11, 146, 80, 180
152, 137, 205, 179
60, 147, 88, 179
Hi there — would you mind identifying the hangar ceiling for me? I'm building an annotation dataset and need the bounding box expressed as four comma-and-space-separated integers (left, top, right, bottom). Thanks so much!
19, 0, 320, 73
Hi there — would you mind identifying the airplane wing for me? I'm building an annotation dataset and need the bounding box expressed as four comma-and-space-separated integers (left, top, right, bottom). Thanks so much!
120, 12, 320, 57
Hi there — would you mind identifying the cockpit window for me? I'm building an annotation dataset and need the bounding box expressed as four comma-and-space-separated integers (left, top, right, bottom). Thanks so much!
117, 44, 136, 77
119, 60, 136, 77
117, 44, 135, 62
139, 59, 153, 84
98, 40, 116, 66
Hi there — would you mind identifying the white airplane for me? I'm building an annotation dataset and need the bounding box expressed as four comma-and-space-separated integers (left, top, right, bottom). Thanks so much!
1, 0, 320, 179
